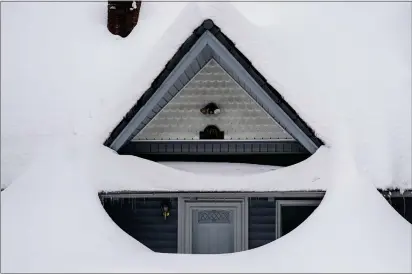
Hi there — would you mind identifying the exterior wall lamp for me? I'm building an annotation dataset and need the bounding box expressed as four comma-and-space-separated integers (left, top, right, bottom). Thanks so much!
161, 200, 171, 220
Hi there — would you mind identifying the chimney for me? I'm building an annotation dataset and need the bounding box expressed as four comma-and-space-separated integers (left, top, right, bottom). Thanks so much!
107, 1, 142, 38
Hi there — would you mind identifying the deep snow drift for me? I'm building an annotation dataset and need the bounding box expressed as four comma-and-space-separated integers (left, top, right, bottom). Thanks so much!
160, 162, 281, 176
1, 141, 411, 273
22, 139, 331, 192
1, 2, 411, 190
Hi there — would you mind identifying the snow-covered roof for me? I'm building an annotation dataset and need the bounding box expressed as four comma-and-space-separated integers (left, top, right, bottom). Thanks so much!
104, 19, 323, 153
1, 2, 411, 190
2, 3, 412, 272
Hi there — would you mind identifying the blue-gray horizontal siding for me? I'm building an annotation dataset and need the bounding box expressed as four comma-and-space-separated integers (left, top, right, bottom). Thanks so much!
248, 198, 277, 249
101, 198, 178, 253
122, 141, 308, 155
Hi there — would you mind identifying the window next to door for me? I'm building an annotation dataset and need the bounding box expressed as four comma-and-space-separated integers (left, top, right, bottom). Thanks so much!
275, 200, 320, 239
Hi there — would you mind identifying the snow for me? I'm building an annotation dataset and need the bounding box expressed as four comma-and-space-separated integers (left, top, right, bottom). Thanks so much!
0, 136, 325, 192
1, 2, 411, 271
1, 2, 411, 190
159, 162, 281, 176
57, 139, 327, 192
2, 141, 411, 272
34, 140, 307, 192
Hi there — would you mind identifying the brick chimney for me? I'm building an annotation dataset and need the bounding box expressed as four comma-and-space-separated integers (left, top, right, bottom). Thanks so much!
107, 1, 142, 38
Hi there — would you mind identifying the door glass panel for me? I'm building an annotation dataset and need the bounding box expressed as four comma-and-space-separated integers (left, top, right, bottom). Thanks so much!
197, 209, 231, 224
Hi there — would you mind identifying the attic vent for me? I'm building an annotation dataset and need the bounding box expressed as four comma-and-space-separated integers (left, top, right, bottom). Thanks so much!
200, 125, 224, 140
107, 1, 142, 38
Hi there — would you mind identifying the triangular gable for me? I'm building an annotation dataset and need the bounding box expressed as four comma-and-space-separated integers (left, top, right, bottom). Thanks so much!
105, 19, 323, 153
133, 59, 294, 141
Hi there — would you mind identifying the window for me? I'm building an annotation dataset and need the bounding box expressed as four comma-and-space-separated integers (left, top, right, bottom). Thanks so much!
276, 200, 321, 238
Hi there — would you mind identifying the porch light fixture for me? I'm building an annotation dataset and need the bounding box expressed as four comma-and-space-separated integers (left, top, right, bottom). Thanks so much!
161, 200, 171, 220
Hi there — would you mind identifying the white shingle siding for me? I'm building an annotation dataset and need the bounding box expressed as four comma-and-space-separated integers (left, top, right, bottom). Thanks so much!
134, 59, 294, 141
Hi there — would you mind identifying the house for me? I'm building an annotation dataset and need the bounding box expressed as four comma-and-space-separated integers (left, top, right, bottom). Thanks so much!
101, 3, 412, 255
2, 2, 412, 272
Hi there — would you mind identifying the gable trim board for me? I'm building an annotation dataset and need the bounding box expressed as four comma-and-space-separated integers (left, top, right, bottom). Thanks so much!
104, 19, 324, 153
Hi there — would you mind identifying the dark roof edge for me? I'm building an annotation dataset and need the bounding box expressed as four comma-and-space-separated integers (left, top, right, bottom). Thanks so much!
104, 19, 324, 148
99, 189, 412, 197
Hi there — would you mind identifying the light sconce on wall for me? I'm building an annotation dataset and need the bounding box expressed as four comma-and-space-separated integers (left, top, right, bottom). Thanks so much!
161, 200, 171, 220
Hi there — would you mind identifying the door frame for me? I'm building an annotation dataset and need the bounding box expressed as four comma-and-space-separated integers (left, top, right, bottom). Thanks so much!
177, 197, 248, 253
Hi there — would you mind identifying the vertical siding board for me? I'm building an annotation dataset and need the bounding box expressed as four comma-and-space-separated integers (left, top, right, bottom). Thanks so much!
142, 117, 151, 125
189, 58, 201, 75
152, 104, 162, 113
166, 143, 174, 153
147, 110, 157, 119
173, 80, 184, 92
174, 143, 182, 153
221, 143, 229, 153
197, 50, 207, 67
182, 143, 189, 153
205, 143, 213, 153
178, 71, 190, 86
202, 45, 213, 64
166, 87, 178, 99
150, 143, 158, 153
190, 143, 197, 153
158, 98, 168, 107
